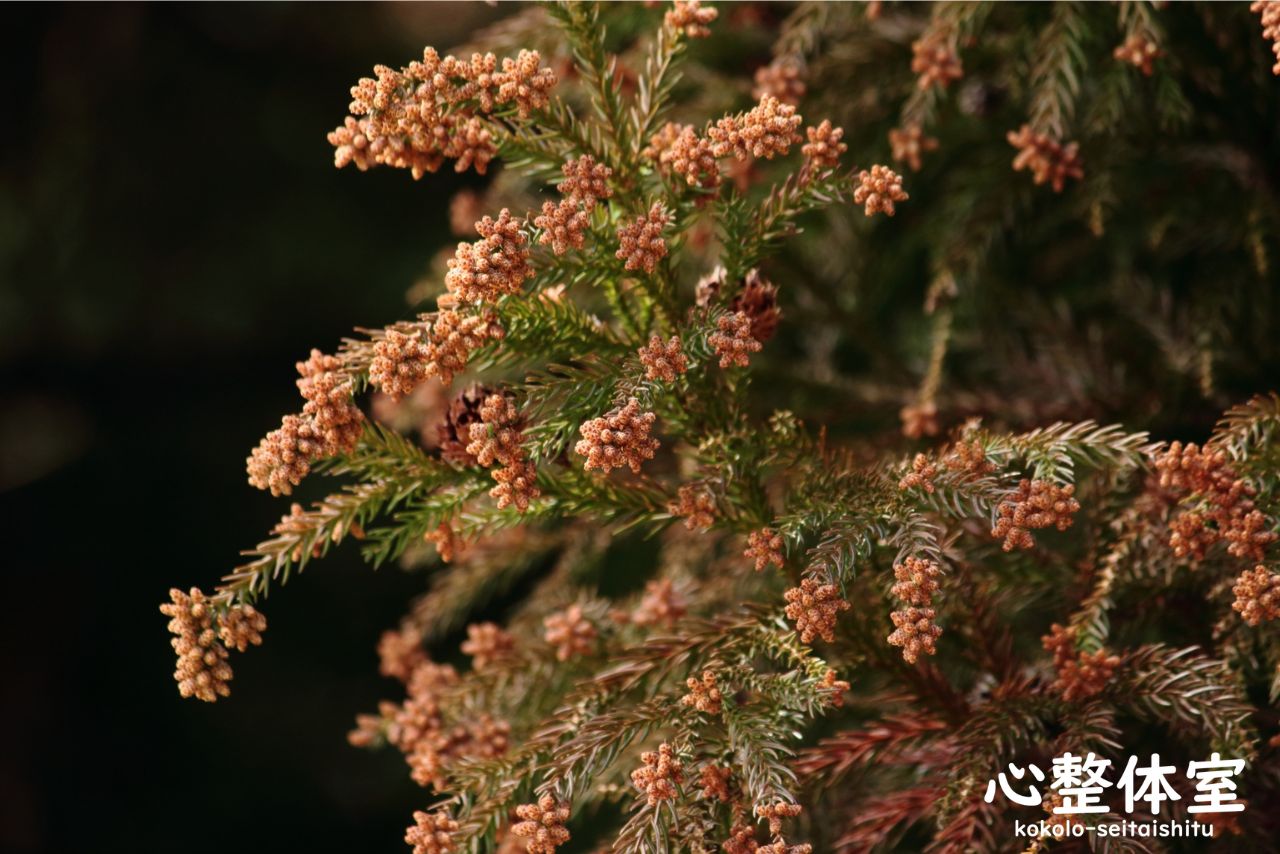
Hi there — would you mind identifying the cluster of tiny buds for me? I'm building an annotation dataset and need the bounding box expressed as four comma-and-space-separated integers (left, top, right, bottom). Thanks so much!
681, 669, 724, 714
219, 603, 268, 652
853, 165, 909, 217
461, 621, 515, 670
466, 393, 540, 512
534, 156, 613, 255
575, 398, 661, 474
1254, 0, 1280, 75
631, 743, 685, 805
753, 58, 806, 106
378, 625, 428, 682
887, 557, 943, 663
511, 795, 572, 854
784, 578, 852, 644
899, 399, 939, 439
745, 527, 785, 571
160, 588, 236, 702
616, 203, 671, 273
820, 668, 850, 708
632, 578, 689, 627
699, 764, 733, 801
638, 334, 688, 382
898, 453, 937, 493
992, 479, 1081, 551
1232, 565, 1280, 626
666, 0, 718, 39
370, 330, 432, 401
446, 209, 533, 303
424, 521, 462, 563
544, 604, 597, 661
246, 414, 326, 496
1042, 623, 1121, 702
1154, 440, 1276, 563
1114, 33, 1162, 76
755, 801, 803, 836
889, 124, 939, 172
911, 32, 963, 90
405, 809, 459, 854
669, 483, 717, 530
708, 95, 803, 161
1006, 125, 1084, 192
652, 122, 721, 189
709, 311, 764, 368
800, 120, 846, 173
330, 48, 555, 179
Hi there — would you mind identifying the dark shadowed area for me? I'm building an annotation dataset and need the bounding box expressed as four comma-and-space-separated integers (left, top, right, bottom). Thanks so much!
1, 5, 498, 852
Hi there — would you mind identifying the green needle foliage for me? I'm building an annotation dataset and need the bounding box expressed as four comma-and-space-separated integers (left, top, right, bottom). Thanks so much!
161, 3, 1280, 852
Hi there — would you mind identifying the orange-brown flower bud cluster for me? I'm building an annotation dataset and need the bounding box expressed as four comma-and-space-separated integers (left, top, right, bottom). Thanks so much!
710, 311, 764, 368
753, 59, 806, 106
246, 414, 328, 496
1154, 441, 1277, 562
616, 203, 671, 273
1114, 34, 1161, 76
801, 119, 846, 172
544, 604, 597, 661
461, 621, 515, 670
853, 165, 909, 216
1007, 125, 1084, 192
446, 209, 533, 303
941, 440, 997, 477
632, 578, 688, 627
784, 578, 851, 643
1042, 623, 1121, 702
911, 34, 963, 90
378, 625, 428, 682
899, 400, 939, 439
405, 810, 459, 854
755, 801, 803, 836
888, 124, 939, 172
512, 795, 571, 853
699, 764, 733, 801
708, 96, 803, 161
534, 156, 613, 255
681, 669, 724, 714
330, 48, 555, 179
898, 453, 938, 493
745, 527, 785, 571
219, 603, 267, 652
1252, 1, 1280, 75
887, 557, 943, 663
638, 335, 688, 382
1232, 565, 1280, 626
575, 398, 661, 473
669, 483, 717, 530
992, 479, 1081, 551
466, 393, 540, 512
160, 588, 237, 702
666, 0, 718, 38
631, 743, 685, 805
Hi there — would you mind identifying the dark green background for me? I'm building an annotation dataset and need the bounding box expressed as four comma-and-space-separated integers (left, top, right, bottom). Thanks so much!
1, 5, 498, 852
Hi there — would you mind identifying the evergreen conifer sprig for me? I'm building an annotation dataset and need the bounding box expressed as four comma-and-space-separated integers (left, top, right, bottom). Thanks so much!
163, 3, 1280, 851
